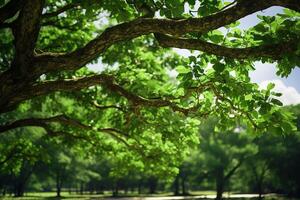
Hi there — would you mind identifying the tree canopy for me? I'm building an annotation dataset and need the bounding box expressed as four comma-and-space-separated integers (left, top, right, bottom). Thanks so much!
0, 0, 299, 179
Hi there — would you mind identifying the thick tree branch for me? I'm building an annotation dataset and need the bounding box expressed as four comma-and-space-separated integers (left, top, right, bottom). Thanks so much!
11, 0, 45, 78
0, 115, 66, 133
155, 34, 298, 60
273, 0, 300, 12
0, 114, 133, 149
32, 0, 286, 75
6, 74, 205, 115
42, 3, 80, 18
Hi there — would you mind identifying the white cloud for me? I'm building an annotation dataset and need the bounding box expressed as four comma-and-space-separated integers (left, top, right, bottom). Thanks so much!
260, 80, 300, 106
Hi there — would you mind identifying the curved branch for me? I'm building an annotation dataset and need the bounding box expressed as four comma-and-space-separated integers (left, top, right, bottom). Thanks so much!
273, 0, 300, 12
155, 34, 298, 60
6, 74, 207, 115
93, 101, 126, 112
0, 114, 133, 149
0, 115, 66, 133
42, 3, 80, 18
32, 0, 283, 75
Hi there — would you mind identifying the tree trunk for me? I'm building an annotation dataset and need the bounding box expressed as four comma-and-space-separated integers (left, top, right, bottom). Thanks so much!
80, 181, 84, 195
216, 181, 224, 200
13, 162, 33, 197
14, 182, 25, 197
112, 181, 119, 197
148, 177, 157, 194
181, 177, 187, 195
174, 175, 180, 196
138, 180, 142, 195
258, 180, 263, 200
56, 170, 62, 197
216, 168, 224, 200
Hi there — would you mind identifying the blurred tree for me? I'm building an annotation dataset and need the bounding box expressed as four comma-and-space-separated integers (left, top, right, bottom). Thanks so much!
196, 119, 258, 200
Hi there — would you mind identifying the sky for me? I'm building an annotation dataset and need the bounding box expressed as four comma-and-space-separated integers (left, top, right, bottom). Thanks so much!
89, 5, 300, 106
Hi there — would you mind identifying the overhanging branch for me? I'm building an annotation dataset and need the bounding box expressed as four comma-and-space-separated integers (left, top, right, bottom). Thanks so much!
155, 34, 298, 60
33, 0, 284, 75
7, 74, 208, 115
42, 3, 80, 18
0, 114, 134, 149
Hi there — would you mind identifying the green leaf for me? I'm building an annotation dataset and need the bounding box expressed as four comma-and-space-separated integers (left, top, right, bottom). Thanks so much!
267, 83, 275, 91
271, 98, 283, 106
213, 63, 225, 73
176, 65, 190, 74
245, 94, 253, 101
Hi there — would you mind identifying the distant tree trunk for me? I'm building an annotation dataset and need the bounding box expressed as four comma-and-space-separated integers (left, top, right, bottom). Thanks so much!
138, 179, 142, 194
2, 187, 7, 196
13, 162, 33, 197
215, 168, 224, 200
181, 177, 187, 195
112, 181, 119, 197
174, 175, 180, 196
148, 176, 157, 194
255, 177, 264, 200
14, 182, 25, 197
80, 181, 84, 195
56, 170, 63, 197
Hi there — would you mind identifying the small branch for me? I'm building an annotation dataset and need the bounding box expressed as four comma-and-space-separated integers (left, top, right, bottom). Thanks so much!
224, 158, 244, 180
42, 3, 80, 18
156, 34, 298, 60
211, 84, 259, 129
93, 101, 126, 112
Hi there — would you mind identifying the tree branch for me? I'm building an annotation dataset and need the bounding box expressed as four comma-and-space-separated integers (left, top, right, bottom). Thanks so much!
0, 114, 66, 133
273, 0, 300, 12
0, 114, 134, 149
5, 74, 206, 115
155, 34, 298, 60
93, 101, 126, 112
32, 0, 285, 75
11, 0, 45, 78
224, 159, 244, 180
42, 3, 80, 18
